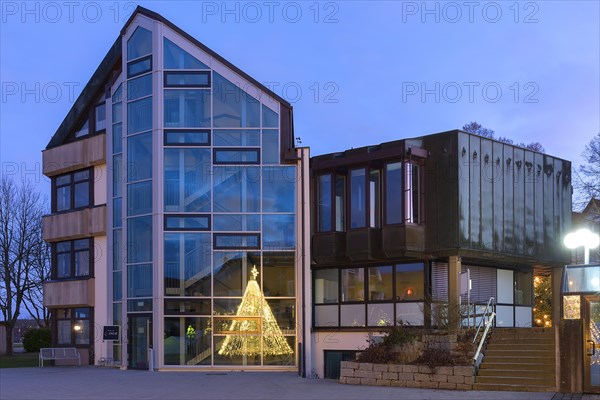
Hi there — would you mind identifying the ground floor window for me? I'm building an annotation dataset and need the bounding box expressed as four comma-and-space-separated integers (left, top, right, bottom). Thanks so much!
52, 307, 92, 346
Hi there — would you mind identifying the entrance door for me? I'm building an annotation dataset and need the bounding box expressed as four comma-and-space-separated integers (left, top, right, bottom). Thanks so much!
584, 297, 600, 393
128, 314, 152, 370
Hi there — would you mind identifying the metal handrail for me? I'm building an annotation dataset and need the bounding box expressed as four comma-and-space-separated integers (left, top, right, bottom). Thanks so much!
472, 297, 495, 370
472, 297, 495, 344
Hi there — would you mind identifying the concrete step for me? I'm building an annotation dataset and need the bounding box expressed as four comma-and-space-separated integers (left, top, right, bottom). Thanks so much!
487, 342, 554, 350
485, 349, 554, 358
477, 369, 555, 379
483, 355, 554, 364
489, 337, 555, 344
475, 375, 555, 386
480, 362, 555, 371
472, 382, 555, 392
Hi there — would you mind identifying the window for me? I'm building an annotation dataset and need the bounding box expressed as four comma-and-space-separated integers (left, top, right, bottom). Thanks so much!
369, 169, 381, 228
164, 130, 210, 146
53, 169, 91, 212
396, 263, 424, 301
74, 120, 89, 138
213, 130, 259, 146
341, 268, 364, 302
164, 71, 210, 88
94, 103, 106, 132
335, 176, 345, 231
405, 163, 421, 223
350, 169, 366, 228
127, 26, 152, 61
368, 266, 392, 301
164, 89, 210, 128
127, 97, 153, 134
213, 72, 260, 128
164, 148, 211, 212
127, 56, 152, 78
514, 270, 532, 306
318, 175, 332, 232
214, 234, 260, 249
262, 130, 279, 164
163, 37, 208, 69
54, 307, 91, 346
314, 269, 338, 304
262, 166, 296, 212
385, 162, 402, 224
213, 149, 260, 164
127, 74, 152, 101
53, 239, 92, 279
164, 233, 211, 296
213, 167, 260, 213
164, 215, 210, 231
262, 105, 279, 128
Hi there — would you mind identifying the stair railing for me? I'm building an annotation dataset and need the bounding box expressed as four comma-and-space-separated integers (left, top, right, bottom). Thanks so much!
473, 297, 495, 370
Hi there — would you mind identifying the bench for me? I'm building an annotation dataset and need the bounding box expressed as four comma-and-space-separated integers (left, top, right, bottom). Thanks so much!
39, 348, 81, 367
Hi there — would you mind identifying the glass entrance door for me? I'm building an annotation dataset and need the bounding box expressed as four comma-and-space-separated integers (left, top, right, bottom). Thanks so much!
585, 298, 600, 393
128, 314, 152, 369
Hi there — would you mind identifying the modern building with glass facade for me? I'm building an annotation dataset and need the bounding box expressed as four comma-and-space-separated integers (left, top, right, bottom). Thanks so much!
42, 6, 577, 384
42, 6, 310, 371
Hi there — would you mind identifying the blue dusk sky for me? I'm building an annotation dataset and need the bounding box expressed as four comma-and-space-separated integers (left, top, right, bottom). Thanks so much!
1, 1, 598, 197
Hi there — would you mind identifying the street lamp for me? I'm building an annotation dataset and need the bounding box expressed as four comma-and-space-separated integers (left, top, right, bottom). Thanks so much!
564, 228, 600, 264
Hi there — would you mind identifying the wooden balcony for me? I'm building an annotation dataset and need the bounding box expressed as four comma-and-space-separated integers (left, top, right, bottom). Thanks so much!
42, 205, 106, 242
43, 279, 95, 308
42, 134, 105, 177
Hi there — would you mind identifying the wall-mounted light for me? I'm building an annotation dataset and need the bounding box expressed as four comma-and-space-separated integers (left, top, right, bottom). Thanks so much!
564, 228, 600, 264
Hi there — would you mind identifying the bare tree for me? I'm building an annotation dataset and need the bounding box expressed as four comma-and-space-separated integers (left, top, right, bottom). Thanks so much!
23, 239, 51, 328
462, 121, 495, 138
463, 122, 545, 153
0, 177, 46, 355
574, 133, 600, 210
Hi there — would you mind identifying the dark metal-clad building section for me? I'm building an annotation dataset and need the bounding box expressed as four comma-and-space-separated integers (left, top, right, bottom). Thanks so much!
423, 130, 572, 266
311, 130, 572, 268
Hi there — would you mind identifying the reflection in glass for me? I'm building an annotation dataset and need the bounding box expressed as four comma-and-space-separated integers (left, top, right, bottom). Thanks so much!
95, 103, 106, 131
386, 162, 402, 224
127, 74, 152, 101
318, 174, 332, 232
127, 263, 152, 297
127, 181, 152, 216
127, 97, 153, 134
214, 130, 259, 146
213, 214, 260, 232
165, 215, 210, 231
163, 37, 208, 69
350, 169, 366, 228
164, 148, 211, 212
369, 266, 392, 301
165, 72, 210, 87
164, 233, 211, 297
262, 130, 279, 164
341, 268, 364, 302
314, 269, 338, 304
396, 263, 424, 301
127, 26, 152, 61
165, 130, 210, 145
127, 216, 152, 263
164, 89, 210, 128
213, 72, 260, 128
262, 105, 279, 128
262, 167, 296, 212
127, 57, 152, 78
164, 317, 212, 365
213, 252, 259, 296
214, 149, 260, 164
262, 214, 295, 250
335, 176, 345, 231
263, 252, 295, 297
127, 132, 152, 182
213, 167, 260, 213
369, 169, 381, 228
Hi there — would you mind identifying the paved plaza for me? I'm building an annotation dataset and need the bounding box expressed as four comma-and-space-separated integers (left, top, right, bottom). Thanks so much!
1, 367, 600, 400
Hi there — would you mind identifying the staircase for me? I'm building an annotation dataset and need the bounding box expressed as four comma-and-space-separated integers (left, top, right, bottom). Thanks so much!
473, 328, 556, 392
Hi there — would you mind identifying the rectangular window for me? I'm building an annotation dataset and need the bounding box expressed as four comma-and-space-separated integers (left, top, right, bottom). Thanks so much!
350, 169, 366, 228
262, 129, 279, 164
341, 268, 365, 302
127, 264, 153, 298
262, 214, 295, 250
94, 103, 106, 132
514, 270, 532, 306
213, 130, 259, 146
405, 163, 420, 223
127, 132, 152, 182
164, 148, 211, 212
318, 174, 332, 232
164, 130, 210, 146
213, 214, 260, 231
214, 234, 260, 249
53, 239, 92, 279
396, 263, 424, 301
127, 181, 153, 216
335, 176, 345, 232
314, 269, 338, 304
127, 74, 152, 101
164, 71, 210, 87
369, 169, 381, 228
127, 56, 152, 78
164, 215, 210, 231
262, 166, 296, 213
164, 89, 210, 128
385, 162, 402, 224
368, 266, 392, 301
212, 167, 260, 213
127, 216, 152, 263
53, 169, 91, 212
127, 97, 153, 135
213, 149, 260, 164
54, 307, 91, 346
164, 233, 211, 297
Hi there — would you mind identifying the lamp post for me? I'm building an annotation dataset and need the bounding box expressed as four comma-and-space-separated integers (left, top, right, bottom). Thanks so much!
564, 228, 600, 264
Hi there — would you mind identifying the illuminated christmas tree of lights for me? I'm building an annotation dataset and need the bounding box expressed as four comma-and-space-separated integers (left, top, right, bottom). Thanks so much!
218, 266, 293, 357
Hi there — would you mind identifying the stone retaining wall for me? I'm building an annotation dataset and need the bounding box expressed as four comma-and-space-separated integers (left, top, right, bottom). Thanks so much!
339, 361, 474, 390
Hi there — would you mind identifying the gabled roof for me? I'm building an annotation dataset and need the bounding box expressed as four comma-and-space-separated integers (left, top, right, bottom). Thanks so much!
46, 6, 291, 150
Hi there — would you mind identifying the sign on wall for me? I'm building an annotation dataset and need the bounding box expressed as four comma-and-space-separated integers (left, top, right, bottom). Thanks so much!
103, 325, 120, 341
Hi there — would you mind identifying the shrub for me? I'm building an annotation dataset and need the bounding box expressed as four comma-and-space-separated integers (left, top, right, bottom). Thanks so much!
357, 342, 397, 364
22, 327, 51, 353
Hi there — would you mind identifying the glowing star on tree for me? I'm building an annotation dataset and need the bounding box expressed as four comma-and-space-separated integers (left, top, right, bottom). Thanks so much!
218, 266, 293, 357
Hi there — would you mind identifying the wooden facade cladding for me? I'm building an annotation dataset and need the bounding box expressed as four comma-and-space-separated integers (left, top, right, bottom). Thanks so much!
42, 133, 106, 177
42, 206, 107, 242
43, 278, 95, 308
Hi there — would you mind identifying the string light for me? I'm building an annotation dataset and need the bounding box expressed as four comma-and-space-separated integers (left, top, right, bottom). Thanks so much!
218, 266, 293, 357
